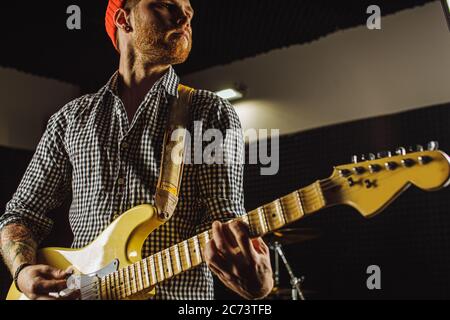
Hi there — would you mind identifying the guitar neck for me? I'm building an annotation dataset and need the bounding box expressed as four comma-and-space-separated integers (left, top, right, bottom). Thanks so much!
100, 180, 330, 300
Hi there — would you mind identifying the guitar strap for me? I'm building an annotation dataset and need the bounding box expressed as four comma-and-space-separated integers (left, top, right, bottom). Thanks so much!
154, 84, 195, 221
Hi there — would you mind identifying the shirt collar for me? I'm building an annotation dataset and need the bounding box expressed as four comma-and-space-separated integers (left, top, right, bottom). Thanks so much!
104, 66, 180, 100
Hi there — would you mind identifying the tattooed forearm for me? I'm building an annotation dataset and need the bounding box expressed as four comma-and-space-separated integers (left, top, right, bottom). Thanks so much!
0, 223, 37, 275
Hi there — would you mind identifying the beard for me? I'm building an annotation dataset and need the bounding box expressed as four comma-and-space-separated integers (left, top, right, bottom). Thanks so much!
133, 12, 192, 65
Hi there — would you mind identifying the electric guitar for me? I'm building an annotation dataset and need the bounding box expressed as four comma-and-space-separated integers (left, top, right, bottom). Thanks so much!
6, 144, 450, 300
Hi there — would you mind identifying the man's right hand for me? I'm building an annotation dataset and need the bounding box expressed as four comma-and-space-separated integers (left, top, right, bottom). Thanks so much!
16, 265, 75, 300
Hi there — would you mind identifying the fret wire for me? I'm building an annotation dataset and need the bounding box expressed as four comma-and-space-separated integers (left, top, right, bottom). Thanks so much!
181, 240, 192, 270
193, 236, 202, 263
122, 268, 129, 298
133, 264, 139, 293
151, 255, 159, 283
119, 268, 125, 298
275, 198, 287, 226
136, 261, 144, 291
249, 211, 259, 237
164, 248, 173, 278
130, 265, 136, 295
109, 275, 114, 300
296, 190, 305, 215
124, 267, 131, 297
170, 245, 182, 275
108, 273, 117, 300
130, 264, 137, 294
252, 210, 264, 236
114, 271, 121, 300
197, 230, 213, 254
103, 276, 108, 300
100, 277, 108, 300
108, 274, 115, 300
187, 238, 198, 266
104, 277, 110, 300
127, 266, 134, 296
156, 252, 165, 282
258, 207, 269, 234
99, 279, 104, 300
143, 258, 151, 287
204, 231, 210, 247
194, 236, 201, 264
148, 255, 157, 284
197, 233, 206, 260
246, 214, 255, 236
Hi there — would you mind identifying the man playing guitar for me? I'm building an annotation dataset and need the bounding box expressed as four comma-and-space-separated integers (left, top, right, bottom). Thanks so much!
0, 0, 273, 300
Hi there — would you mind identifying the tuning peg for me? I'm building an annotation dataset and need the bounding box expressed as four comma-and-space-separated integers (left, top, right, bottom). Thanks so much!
368, 153, 376, 161
377, 151, 392, 159
427, 141, 439, 151
351, 155, 358, 164
360, 154, 367, 161
395, 147, 407, 156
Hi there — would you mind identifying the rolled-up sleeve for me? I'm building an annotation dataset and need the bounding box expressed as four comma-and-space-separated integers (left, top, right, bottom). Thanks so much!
0, 107, 72, 244
195, 96, 246, 233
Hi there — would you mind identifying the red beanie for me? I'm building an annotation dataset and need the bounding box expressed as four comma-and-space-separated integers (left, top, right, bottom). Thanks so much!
105, 0, 126, 51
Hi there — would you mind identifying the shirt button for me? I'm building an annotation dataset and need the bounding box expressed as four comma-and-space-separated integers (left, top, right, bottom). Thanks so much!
118, 178, 125, 185
112, 213, 120, 221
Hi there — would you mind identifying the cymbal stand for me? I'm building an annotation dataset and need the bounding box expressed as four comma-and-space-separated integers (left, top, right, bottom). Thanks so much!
272, 241, 305, 300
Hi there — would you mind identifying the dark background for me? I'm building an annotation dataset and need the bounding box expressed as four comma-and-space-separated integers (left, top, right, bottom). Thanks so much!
1, 103, 449, 300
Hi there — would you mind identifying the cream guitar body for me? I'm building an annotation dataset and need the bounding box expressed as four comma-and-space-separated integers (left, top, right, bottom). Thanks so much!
6, 147, 450, 300
7, 205, 162, 300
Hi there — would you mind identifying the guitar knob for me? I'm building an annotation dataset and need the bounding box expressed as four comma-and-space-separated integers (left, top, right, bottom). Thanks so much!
360, 154, 367, 161
416, 144, 424, 152
368, 153, 376, 161
351, 155, 358, 164
427, 141, 439, 151
395, 147, 407, 156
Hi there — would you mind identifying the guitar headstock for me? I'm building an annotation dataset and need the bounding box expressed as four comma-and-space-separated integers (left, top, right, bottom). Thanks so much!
325, 142, 450, 218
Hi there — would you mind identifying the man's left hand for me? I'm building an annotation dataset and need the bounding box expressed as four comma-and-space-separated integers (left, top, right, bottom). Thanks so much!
204, 220, 274, 300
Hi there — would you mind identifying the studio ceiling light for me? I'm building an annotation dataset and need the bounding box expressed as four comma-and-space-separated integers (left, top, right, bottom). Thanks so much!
216, 88, 244, 102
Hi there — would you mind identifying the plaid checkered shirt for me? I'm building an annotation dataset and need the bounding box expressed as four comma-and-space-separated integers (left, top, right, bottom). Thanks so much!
0, 66, 246, 300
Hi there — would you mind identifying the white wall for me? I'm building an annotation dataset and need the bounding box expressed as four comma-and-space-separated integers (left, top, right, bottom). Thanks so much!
182, 1, 450, 140
0, 67, 80, 150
